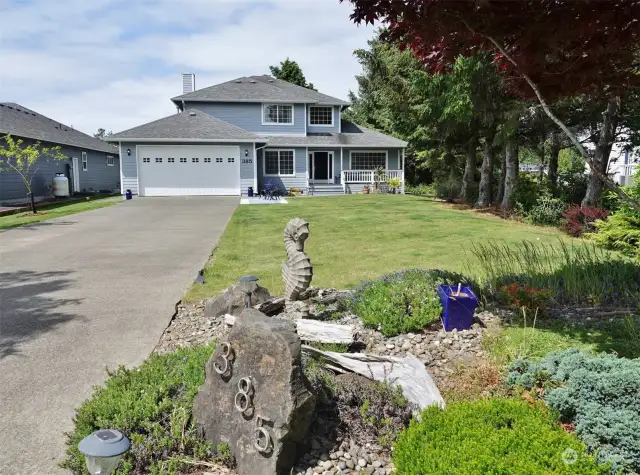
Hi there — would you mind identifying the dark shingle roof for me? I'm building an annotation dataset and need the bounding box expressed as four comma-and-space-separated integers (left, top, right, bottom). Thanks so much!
171, 75, 350, 106
109, 109, 259, 141
259, 120, 407, 147
0, 103, 116, 153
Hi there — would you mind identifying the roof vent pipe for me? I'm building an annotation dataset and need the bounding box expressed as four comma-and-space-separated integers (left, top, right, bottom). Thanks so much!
182, 73, 196, 94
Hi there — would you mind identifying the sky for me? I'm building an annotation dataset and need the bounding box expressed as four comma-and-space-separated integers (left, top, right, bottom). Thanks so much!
0, 0, 376, 136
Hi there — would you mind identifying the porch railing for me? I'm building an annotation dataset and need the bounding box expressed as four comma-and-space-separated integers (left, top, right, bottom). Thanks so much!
623, 164, 636, 177
341, 169, 405, 183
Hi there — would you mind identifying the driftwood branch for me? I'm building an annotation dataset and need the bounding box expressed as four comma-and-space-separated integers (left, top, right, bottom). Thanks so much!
302, 346, 445, 411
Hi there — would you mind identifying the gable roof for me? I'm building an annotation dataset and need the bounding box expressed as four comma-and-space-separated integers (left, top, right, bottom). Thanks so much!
171, 75, 350, 106
259, 120, 408, 147
0, 103, 116, 154
109, 109, 260, 141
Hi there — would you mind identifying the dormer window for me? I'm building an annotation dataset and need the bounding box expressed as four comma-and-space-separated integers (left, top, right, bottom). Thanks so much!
309, 106, 333, 126
263, 104, 293, 125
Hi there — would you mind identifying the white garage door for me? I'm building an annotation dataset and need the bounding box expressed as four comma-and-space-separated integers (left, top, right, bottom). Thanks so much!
138, 145, 240, 196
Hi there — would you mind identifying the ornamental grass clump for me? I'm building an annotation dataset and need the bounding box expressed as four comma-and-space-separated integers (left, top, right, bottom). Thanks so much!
351, 269, 472, 337
393, 398, 608, 475
507, 349, 640, 473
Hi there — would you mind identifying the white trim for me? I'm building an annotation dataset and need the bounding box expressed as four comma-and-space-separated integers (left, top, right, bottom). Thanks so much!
252, 143, 258, 192
81, 151, 88, 171
348, 150, 389, 170
113, 138, 261, 143
118, 142, 124, 194
261, 103, 295, 126
172, 98, 350, 106
309, 151, 334, 184
72, 157, 80, 192
340, 148, 343, 180
135, 145, 140, 195
308, 105, 334, 127
263, 148, 296, 177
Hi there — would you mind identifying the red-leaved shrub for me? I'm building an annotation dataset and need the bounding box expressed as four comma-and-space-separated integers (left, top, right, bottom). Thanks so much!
562, 205, 610, 237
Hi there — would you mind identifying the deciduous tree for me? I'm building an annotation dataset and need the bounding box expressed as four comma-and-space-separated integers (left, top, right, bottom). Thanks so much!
269, 58, 315, 90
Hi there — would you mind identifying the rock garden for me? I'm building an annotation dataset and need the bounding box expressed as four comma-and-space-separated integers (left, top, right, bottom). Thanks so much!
62, 217, 640, 475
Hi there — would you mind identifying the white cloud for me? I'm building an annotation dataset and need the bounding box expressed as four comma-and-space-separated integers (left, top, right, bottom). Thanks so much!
1, 0, 375, 135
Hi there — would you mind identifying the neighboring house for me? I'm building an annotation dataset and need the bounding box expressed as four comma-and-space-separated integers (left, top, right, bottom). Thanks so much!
0, 103, 120, 203
610, 147, 638, 186
110, 74, 407, 197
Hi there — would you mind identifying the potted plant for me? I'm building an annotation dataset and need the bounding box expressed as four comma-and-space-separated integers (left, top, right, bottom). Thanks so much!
363, 184, 370, 194
387, 177, 401, 194
373, 166, 387, 192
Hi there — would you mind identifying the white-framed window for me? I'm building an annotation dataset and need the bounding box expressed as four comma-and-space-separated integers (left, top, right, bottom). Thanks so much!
350, 151, 387, 170
216, 157, 223, 163
82, 151, 88, 171
204, 157, 211, 163
264, 149, 295, 176
262, 104, 294, 125
192, 157, 199, 163
309, 106, 333, 126
155, 157, 162, 163
106, 155, 115, 166
180, 157, 187, 163
168, 157, 175, 163
143, 157, 150, 163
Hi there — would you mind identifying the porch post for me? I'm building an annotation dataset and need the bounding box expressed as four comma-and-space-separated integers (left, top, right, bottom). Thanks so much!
401, 148, 406, 194
306, 147, 309, 191
340, 148, 343, 182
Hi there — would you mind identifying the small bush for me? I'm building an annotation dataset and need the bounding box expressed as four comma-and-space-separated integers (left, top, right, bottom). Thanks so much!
508, 349, 640, 473
405, 183, 435, 196
563, 205, 610, 237
351, 269, 472, 337
525, 195, 568, 226
513, 174, 547, 212
61, 345, 220, 475
588, 212, 640, 259
393, 398, 608, 475
434, 177, 461, 202
498, 283, 553, 312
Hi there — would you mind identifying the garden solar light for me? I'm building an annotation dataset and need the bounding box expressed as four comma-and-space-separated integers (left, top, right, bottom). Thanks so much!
239, 275, 259, 308
78, 429, 130, 475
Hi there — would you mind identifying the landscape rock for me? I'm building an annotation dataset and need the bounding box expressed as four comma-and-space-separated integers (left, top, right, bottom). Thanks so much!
193, 308, 316, 475
204, 283, 272, 319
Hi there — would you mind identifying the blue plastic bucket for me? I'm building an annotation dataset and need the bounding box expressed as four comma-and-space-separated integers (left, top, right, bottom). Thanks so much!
437, 285, 478, 332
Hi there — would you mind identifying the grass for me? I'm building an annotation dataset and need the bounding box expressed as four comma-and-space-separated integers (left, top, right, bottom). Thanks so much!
185, 194, 577, 302
0, 195, 120, 230
484, 314, 640, 363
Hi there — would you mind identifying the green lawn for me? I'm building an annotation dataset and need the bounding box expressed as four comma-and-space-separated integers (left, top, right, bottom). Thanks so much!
0, 196, 120, 230
185, 194, 579, 302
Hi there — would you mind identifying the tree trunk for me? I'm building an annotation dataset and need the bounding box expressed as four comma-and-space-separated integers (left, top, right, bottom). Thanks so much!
476, 129, 496, 207
497, 152, 506, 204
582, 97, 621, 207
461, 135, 478, 203
29, 191, 37, 214
548, 132, 561, 188
501, 136, 519, 210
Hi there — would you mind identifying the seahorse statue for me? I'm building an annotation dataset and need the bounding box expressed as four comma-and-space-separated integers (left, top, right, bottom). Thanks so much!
282, 217, 313, 302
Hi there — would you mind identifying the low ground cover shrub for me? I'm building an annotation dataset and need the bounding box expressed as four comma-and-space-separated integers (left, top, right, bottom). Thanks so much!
393, 398, 608, 474
498, 283, 553, 312
350, 268, 472, 336
507, 349, 640, 473
563, 205, 610, 237
469, 240, 640, 307
61, 345, 225, 475
405, 183, 435, 196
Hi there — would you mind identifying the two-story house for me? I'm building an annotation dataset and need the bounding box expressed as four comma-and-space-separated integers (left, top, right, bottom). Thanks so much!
110, 74, 407, 197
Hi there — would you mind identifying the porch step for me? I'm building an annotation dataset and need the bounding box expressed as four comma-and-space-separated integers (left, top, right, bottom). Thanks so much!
309, 184, 345, 196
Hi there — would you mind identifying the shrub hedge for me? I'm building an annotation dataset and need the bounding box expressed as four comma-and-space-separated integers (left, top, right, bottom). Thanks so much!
350, 268, 472, 337
393, 398, 608, 475
61, 345, 225, 475
508, 349, 640, 473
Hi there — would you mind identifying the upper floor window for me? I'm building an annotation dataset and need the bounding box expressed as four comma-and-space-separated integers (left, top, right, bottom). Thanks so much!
263, 104, 293, 125
309, 106, 333, 126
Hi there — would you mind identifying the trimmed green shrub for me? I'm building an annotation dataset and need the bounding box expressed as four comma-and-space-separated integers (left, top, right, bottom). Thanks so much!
61, 345, 224, 475
351, 269, 471, 337
508, 349, 640, 473
393, 398, 608, 474
525, 195, 568, 226
405, 183, 436, 196
588, 212, 640, 259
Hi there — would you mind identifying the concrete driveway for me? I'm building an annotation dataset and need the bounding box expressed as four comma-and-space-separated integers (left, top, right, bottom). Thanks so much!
0, 197, 237, 474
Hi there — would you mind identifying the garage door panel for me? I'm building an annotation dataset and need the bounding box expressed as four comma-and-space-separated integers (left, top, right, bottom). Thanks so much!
138, 145, 240, 196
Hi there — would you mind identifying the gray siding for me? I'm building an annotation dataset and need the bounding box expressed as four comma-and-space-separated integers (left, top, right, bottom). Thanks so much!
307, 105, 341, 134
120, 145, 138, 194
257, 147, 308, 193
239, 143, 256, 196
1, 138, 119, 202
185, 102, 306, 135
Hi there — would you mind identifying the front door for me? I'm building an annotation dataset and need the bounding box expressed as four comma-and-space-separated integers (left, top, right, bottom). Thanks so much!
72, 157, 80, 193
309, 151, 334, 184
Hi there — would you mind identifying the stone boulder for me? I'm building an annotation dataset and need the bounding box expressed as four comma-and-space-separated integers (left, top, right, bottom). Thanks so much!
204, 283, 271, 319
193, 308, 316, 475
